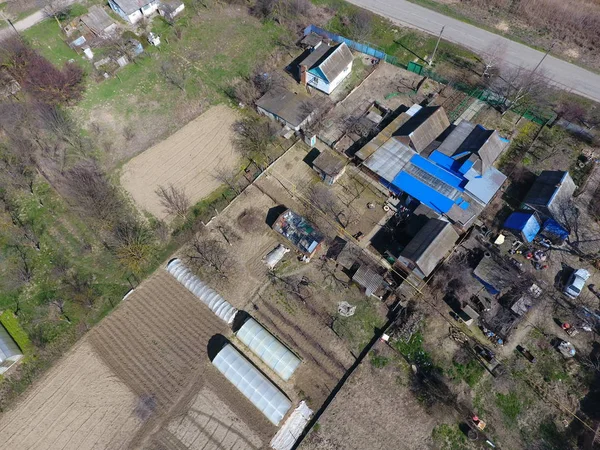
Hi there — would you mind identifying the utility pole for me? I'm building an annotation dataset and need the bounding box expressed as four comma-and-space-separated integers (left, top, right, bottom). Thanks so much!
429, 26, 445, 66
531, 40, 556, 76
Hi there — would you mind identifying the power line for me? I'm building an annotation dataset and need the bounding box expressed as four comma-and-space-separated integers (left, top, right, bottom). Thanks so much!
262, 165, 597, 435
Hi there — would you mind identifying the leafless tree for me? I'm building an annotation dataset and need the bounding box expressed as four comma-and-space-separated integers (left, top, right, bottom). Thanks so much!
267, 272, 312, 302
64, 160, 124, 222
161, 60, 188, 92
340, 173, 366, 207
554, 198, 600, 261
488, 65, 551, 114
252, 67, 286, 96
43, 0, 69, 24
214, 168, 241, 195
309, 184, 359, 229
231, 78, 259, 106
187, 235, 235, 280
252, 0, 310, 22
480, 40, 507, 79
348, 9, 373, 42
155, 184, 190, 218
232, 116, 278, 167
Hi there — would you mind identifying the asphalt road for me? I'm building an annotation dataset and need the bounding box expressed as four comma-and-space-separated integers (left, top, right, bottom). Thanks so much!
347, 0, 600, 102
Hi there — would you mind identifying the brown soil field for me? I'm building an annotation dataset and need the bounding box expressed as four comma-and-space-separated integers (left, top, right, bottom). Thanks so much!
120, 105, 240, 220
198, 182, 358, 406
0, 270, 275, 450
300, 342, 439, 450
0, 341, 143, 450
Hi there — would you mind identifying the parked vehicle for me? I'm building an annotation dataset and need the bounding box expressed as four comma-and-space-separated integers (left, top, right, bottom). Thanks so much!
564, 269, 591, 299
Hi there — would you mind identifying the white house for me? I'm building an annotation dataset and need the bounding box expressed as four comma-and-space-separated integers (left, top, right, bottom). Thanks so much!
108, 0, 159, 24
298, 42, 353, 95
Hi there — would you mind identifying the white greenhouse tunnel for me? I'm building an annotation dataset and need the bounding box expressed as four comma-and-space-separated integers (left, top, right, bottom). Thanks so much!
236, 317, 301, 382
212, 343, 292, 426
165, 259, 238, 324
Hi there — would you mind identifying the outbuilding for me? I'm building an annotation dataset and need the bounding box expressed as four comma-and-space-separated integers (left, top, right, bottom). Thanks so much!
312, 150, 347, 185
108, 0, 159, 24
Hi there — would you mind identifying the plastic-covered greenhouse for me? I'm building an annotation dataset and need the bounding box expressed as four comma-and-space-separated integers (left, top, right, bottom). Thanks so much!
236, 318, 301, 381
166, 259, 238, 324
212, 343, 292, 426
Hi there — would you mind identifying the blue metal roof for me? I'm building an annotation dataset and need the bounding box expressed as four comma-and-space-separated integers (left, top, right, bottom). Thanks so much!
503, 212, 540, 242
392, 171, 455, 213
541, 218, 569, 241
410, 154, 465, 189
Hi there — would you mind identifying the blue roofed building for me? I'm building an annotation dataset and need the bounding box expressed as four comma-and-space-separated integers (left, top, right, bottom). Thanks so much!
503, 211, 541, 242
360, 111, 508, 228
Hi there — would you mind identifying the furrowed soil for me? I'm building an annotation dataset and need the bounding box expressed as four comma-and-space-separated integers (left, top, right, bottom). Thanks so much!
120, 105, 240, 220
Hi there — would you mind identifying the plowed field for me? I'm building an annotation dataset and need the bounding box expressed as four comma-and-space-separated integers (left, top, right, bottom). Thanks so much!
120, 105, 240, 220
0, 270, 274, 450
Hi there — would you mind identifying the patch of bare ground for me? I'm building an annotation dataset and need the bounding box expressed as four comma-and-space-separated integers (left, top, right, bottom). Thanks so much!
196, 182, 359, 405
300, 341, 438, 450
120, 105, 240, 220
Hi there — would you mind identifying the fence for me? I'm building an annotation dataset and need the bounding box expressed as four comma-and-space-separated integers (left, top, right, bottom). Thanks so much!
304, 25, 555, 126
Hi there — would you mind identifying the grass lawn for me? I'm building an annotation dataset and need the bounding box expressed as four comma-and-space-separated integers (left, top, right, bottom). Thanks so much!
333, 297, 386, 355
22, 19, 81, 67
312, 0, 479, 68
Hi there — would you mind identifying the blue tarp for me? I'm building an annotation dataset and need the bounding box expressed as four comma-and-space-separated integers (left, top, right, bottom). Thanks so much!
410, 154, 465, 189
503, 212, 540, 242
392, 171, 455, 213
541, 218, 569, 242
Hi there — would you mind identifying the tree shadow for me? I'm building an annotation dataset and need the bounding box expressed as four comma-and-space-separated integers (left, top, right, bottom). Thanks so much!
265, 205, 287, 227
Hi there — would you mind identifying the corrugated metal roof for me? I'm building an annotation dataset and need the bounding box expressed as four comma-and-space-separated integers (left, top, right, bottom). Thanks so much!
523, 171, 575, 207
81, 5, 114, 35
352, 264, 384, 296
313, 150, 346, 176
393, 106, 450, 152
464, 167, 507, 205
399, 218, 458, 277
256, 88, 314, 128
503, 212, 540, 242
300, 43, 353, 82
113, 0, 153, 14
363, 138, 415, 183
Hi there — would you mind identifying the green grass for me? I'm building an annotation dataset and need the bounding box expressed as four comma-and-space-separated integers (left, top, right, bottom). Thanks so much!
370, 353, 390, 368
22, 19, 80, 67
495, 392, 522, 423
393, 331, 436, 372
0, 311, 34, 355
432, 423, 470, 450
450, 359, 485, 387
333, 298, 386, 355
313, 0, 478, 68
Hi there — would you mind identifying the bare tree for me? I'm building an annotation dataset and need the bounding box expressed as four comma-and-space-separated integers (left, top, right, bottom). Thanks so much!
214, 168, 241, 195
348, 9, 373, 42
308, 184, 359, 229
186, 235, 235, 280
488, 65, 551, 114
232, 116, 278, 167
555, 199, 600, 261
155, 184, 190, 218
161, 60, 188, 91
480, 40, 507, 79
65, 160, 124, 221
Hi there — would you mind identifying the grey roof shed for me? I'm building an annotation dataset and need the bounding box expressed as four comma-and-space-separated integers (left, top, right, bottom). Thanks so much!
399, 218, 459, 277
393, 106, 450, 153
256, 88, 314, 129
81, 5, 115, 35
523, 171, 576, 217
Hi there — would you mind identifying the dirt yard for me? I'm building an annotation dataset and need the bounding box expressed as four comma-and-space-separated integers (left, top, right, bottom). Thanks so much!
300, 341, 439, 450
120, 105, 240, 220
